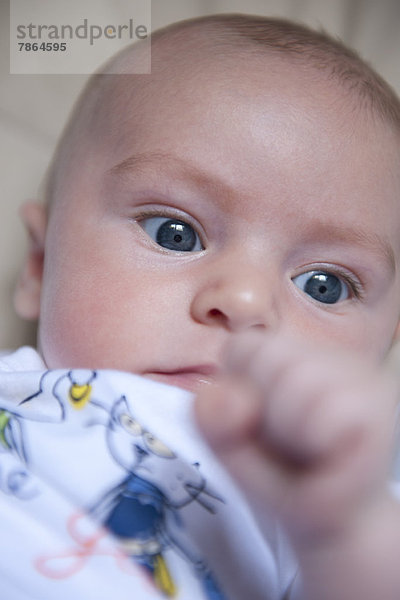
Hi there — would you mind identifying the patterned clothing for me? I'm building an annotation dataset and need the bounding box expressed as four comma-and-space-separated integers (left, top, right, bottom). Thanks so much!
0, 347, 297, 600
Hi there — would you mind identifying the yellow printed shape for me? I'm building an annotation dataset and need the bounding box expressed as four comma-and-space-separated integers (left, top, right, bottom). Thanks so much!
68, 383, 92, 410
154, 554, 177, 597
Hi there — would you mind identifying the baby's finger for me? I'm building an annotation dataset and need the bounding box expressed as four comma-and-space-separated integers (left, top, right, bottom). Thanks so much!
194, 378, 295, 509
260, 356, 396, 466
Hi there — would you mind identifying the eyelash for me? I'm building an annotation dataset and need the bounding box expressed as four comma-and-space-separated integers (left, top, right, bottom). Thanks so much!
292, 266, 364, 301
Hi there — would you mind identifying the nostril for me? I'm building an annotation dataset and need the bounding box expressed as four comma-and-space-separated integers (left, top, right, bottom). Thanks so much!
208, 308, 228, 324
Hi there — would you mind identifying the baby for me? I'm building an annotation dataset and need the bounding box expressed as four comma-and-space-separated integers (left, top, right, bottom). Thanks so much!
5, 12, 400, 600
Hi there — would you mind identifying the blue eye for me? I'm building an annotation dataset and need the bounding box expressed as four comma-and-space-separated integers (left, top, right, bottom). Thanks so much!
139, 216, 203, 252
293, 271, 349, 304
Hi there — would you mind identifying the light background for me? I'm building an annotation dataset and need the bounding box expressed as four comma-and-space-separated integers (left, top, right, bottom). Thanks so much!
1, 0, 400, 350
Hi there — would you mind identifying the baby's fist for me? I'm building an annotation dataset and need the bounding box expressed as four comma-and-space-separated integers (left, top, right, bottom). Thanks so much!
195, 332, 398, 544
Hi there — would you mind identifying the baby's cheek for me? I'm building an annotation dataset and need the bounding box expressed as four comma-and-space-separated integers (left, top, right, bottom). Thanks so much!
38, 283, 119, 368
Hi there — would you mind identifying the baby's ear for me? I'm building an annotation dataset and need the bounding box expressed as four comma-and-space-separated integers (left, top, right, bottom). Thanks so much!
14, 201, 47, 320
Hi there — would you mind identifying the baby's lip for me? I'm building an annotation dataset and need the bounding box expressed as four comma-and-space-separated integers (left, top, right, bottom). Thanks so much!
144, 365, 218, 392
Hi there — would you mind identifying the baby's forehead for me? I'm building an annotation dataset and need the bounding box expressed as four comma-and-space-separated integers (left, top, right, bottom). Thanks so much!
48, 16, 400, 210
93, 47, 333, 132
93, 57, 370, 158
88, 29, 383, 134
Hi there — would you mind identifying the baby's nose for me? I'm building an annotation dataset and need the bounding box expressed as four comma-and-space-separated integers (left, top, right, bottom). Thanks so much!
190, 258, 278, 333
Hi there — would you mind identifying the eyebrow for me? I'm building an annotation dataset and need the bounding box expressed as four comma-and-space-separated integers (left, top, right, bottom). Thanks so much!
109, 152, 396, 274
108, 151, 235, 198
301, 221, 396, 275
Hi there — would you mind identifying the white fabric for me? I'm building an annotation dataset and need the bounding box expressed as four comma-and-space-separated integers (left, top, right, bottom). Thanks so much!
0, 347, 297, 600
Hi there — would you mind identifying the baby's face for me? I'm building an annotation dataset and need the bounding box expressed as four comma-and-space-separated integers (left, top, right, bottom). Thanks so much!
36, 53, 400, 390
